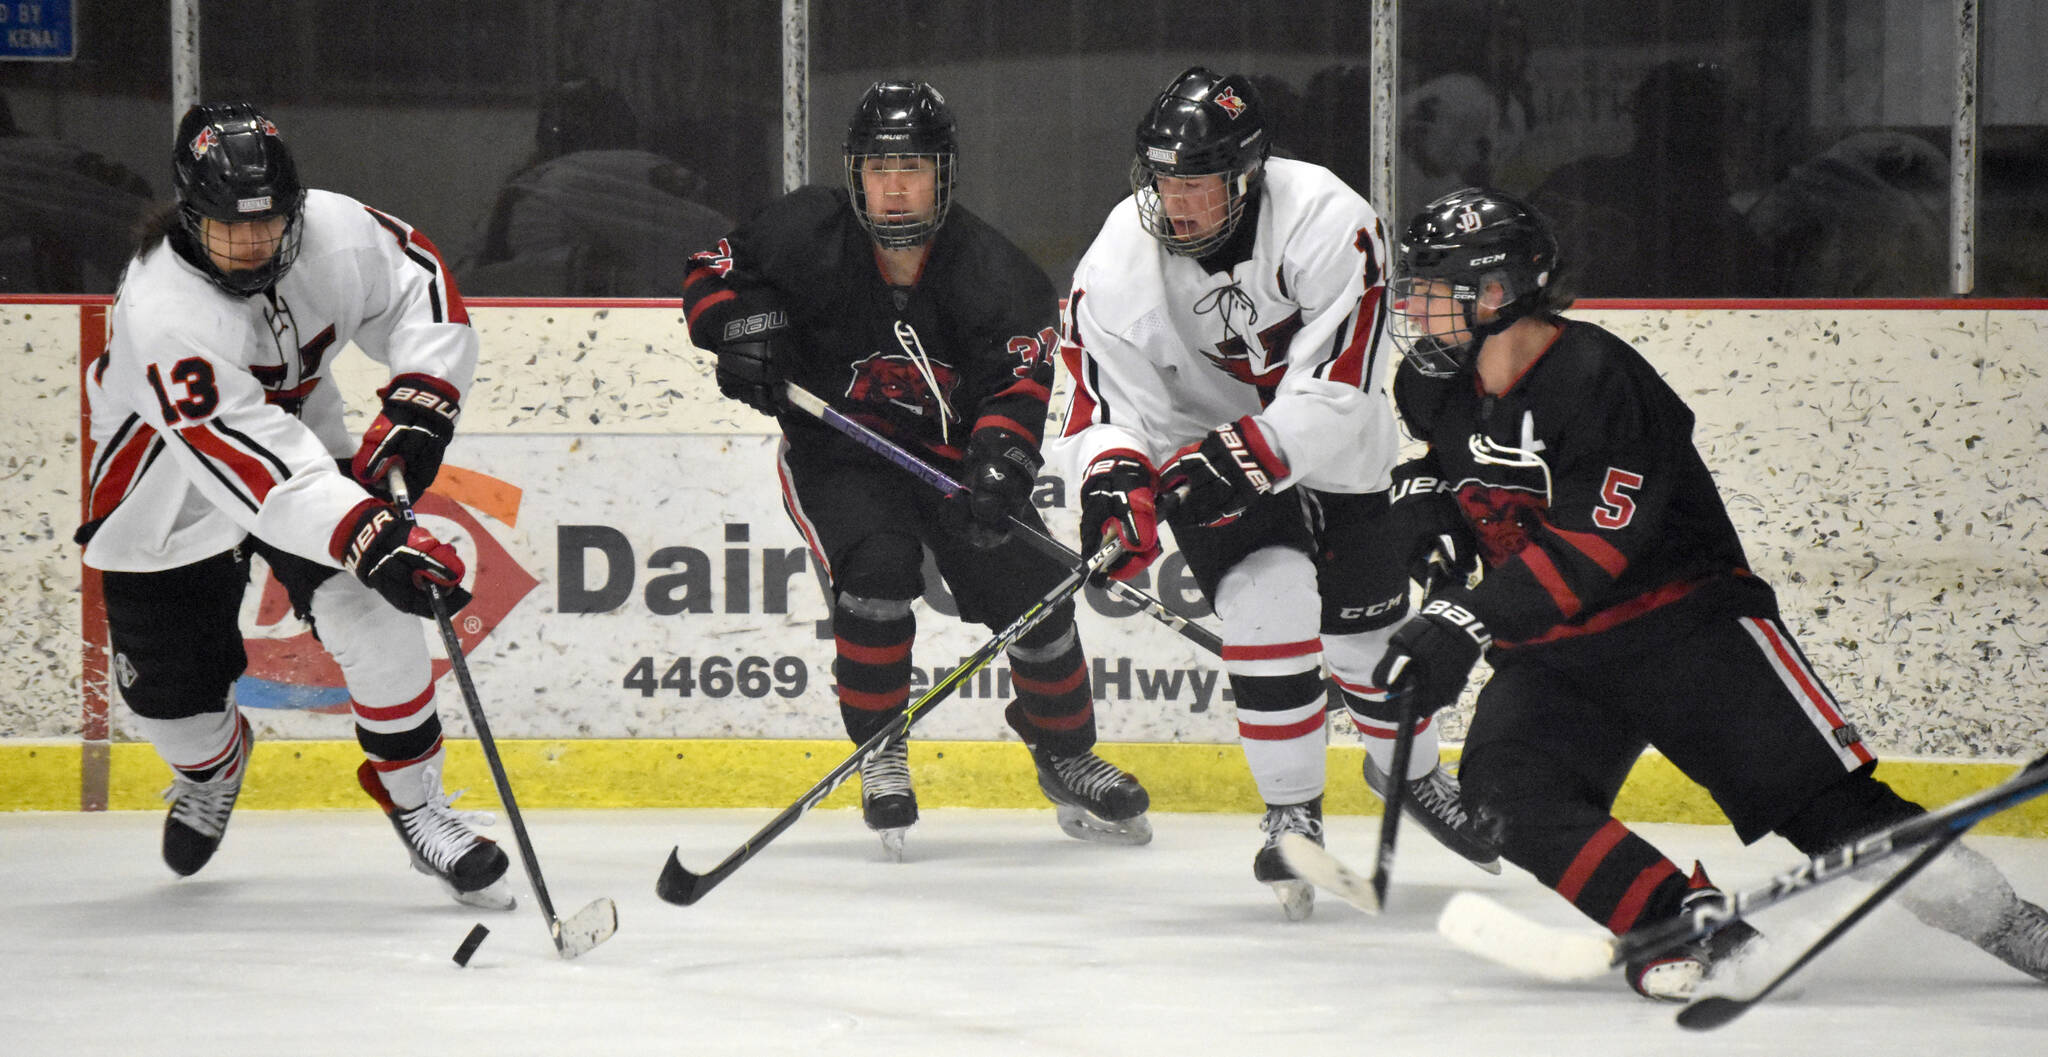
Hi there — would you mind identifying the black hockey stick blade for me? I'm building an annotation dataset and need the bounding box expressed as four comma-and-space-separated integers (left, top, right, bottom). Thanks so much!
1675, 827, 1968, 1030
656, 848, 713, 906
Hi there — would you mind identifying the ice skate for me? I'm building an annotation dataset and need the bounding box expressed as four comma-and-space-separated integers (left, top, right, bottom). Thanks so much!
860, 739, 918, 862
1363, 756, 1501, 873
1007, 702, 1151, 845
161, 714, 253, 877
1253, 798, 1324, 922
356, 760, 514, 910
1978, 898, 2048, 982
1625, 867, 1764, 1001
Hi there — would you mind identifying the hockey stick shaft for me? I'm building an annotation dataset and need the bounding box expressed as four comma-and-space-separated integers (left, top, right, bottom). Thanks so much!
390, 475, 615, 957
781, 382, 1223, 658
655, 535, 1125, 906
1370, 689, 1421, 909
1676, 827, 1967, 1030
1614, 750, 2048, 968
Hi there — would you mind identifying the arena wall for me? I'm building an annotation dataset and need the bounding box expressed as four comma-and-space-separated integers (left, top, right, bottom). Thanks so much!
2, 299, 2043, 830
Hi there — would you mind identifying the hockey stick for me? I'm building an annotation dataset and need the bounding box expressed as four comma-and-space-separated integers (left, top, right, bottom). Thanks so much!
1675, 827, 1966, 1030
1437, 751, 2048, 984
389, 474, 618, 958
781, 382, 1224, 658
654, 534, 1126, 906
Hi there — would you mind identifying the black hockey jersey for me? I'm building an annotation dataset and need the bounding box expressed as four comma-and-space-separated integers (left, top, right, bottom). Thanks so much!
682, 186, 1057, 468
1394, 318, 1777, 663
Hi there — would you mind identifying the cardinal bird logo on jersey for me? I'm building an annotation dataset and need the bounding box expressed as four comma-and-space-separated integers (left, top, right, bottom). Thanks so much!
846, 351, 960, 423
1214, 89, 1247, 118
1455, 484, 1550, 567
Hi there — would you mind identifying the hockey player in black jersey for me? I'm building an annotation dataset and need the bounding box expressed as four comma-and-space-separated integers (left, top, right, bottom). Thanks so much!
1378, 186, 2048, 999
682, 81, 1150, 859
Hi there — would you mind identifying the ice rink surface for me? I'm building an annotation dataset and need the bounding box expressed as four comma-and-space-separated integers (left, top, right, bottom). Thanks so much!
3, 806, 2043, 1056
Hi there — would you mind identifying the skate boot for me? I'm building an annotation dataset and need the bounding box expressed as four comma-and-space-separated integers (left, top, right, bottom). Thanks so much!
1363, 756, 1502, 874
1978, 898, 2048, 982
1005, 702, 1150, 845
161, 713, 253, 876
1625, 865, 1765, 1001
1253, 797, 1325, 922
357, 760, 514, 910
860, 739, 918, 862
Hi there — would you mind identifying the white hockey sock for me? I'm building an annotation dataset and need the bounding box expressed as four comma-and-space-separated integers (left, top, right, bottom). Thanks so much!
368, 742, 447, 811
130, 706, 246, 780
1362, 719, 1443, 782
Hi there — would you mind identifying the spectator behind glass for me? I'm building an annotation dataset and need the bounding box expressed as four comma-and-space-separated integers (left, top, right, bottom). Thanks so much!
0, 91, 155, 293
459, 77, 733, 297
1397, 0, 1536, 215
1749, 130, 1948, 297
1530, 60, 1766, 296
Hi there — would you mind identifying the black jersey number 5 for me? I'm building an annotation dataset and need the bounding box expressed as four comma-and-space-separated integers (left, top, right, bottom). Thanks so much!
145, 358, 222, 423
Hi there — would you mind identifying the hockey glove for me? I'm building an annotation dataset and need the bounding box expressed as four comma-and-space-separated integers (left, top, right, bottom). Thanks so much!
1387, 456, 1479, 593
713, 307, 789, 416
1158, 416, 1288, 528
960, 426, 1041, 549
351, 374, 460, 501
332, 499, 472, 619
1372, 597, 1492, 716
1078, 450, 1163, 582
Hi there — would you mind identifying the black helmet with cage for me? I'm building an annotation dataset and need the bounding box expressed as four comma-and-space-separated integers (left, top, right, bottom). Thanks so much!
1390, 187, 1565, 377
843, 81, 957, 249
1130, 66, 1269, 258
172, 102, 307, 295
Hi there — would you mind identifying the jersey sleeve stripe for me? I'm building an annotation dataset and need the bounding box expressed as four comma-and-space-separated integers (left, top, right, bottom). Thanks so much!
179, 423, 287, 508
971, 414, 1039, 441
990, 376, 1051, 405
87, 422, 161, 522
686, 288, 736, 328
1314, 285, 1385, 388
362, 206, 469, 326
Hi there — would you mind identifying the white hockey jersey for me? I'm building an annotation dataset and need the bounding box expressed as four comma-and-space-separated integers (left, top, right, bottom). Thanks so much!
1047, 157, 1400, 495
82, 189, 478, 572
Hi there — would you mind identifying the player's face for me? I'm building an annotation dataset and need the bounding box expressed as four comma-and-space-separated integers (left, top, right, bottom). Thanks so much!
1395, 278, 1476, 346
1153, 173, 1230, 243
858, 155, 938, 229
197, 215, 288, 275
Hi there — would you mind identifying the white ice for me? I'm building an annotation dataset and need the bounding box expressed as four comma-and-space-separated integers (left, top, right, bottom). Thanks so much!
3, 807, 2043, 1056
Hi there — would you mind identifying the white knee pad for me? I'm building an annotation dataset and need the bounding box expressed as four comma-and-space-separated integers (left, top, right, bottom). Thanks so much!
1213, 546, 1322, 677
308, 574, 431, 710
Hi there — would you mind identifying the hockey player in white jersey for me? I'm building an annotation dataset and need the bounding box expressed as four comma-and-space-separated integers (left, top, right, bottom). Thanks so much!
78, 103, 511, 909
1048, 68, 1500, 919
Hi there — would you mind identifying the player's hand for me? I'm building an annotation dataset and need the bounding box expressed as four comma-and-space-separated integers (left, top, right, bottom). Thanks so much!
713, 308, 789, 416
333, 499, 472, 619
1372, 598, 1492, 715
960, 426, 1039, 549
1078, 450, 1162, 582
1387, 456, 1479, 592
351, 373, 460, 501
1158, 416, 1287, 528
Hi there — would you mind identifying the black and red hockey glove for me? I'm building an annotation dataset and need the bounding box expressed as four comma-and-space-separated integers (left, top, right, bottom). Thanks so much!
1159, 416, 1289, 528
713, 306, 790, 416
959, 426, 1040, 549
1078, 450, 1162, 582
351, 373, 460, 501
1372, 597, 1492, 716
1387, 456, 1479, 593
332, 499, 472, 619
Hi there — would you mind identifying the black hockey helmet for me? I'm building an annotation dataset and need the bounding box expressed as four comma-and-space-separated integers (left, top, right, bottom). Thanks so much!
1129, 67, 1269, 257
1390, 187, 1563, 377
843, 81, 957, 249
172, 102, 306, 295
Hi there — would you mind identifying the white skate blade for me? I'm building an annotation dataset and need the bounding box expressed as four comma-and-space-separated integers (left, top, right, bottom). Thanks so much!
445, 876, 517, 912
875, 827, 908, 862
552, 897, 618, 958
1267, 878, 1315, 922
1277, 833, 1382, 915
1436, 891, 1616, 981
1054, 804, 1154, 846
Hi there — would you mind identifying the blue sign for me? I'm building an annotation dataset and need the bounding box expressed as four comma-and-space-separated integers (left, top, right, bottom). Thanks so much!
0, 1, 74, 61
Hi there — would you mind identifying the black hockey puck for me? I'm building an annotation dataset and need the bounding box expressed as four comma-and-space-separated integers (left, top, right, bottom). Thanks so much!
452, 923, 490, 967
